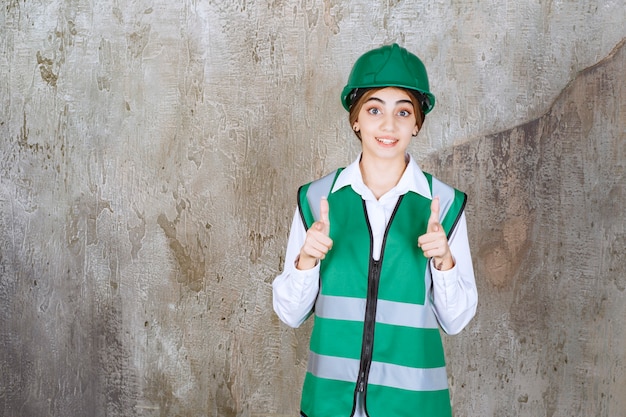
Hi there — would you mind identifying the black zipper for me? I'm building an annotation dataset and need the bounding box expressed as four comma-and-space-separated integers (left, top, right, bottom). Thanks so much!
353, 196, 404, 408
356, 257, 380, 393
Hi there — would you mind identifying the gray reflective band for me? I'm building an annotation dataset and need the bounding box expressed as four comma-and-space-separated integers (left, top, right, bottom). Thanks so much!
315, 294, 439, 329
376, 298, 439, 329
430, 176, 455, 221
306, 170, 338, 221
425, 265, 433, 303
369, 360, 449, 391
307, 351, 360, 382
308, 352, 448, 392
316, 294, 366, 322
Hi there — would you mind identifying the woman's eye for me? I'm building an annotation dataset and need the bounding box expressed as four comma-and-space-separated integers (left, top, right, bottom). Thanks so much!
398, 109, 411, 117
367, 107, 381, 115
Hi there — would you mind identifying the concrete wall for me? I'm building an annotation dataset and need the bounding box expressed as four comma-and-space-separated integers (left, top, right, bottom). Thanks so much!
0, 1, 624, 416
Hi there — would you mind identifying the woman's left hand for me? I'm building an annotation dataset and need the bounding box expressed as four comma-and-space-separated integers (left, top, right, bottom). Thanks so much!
417, 197, 455, 271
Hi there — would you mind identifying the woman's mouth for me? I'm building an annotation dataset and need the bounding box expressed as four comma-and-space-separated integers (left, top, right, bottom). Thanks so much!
376, 137, 398, 145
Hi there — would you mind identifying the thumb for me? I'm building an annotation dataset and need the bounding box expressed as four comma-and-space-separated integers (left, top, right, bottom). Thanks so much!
428, 196, 440, 233
319, 197, 330, 235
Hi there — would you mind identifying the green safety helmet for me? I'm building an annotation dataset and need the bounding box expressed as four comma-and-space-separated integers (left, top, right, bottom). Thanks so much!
341, 43, 436, 114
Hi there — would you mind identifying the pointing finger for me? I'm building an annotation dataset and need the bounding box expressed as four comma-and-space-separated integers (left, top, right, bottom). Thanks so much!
319, 197, 330, 235
428, 196, 440, 233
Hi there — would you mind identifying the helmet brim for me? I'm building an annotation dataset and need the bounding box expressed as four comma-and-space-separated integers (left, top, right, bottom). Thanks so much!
341, 85, 435, 114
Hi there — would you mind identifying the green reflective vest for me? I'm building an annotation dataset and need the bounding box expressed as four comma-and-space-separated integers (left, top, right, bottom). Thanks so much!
297, 169, 467, 417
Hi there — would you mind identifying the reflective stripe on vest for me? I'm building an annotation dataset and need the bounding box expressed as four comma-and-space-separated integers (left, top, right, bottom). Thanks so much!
306, 169, 338, 223
315, 294, 439, 329
430, 175, 467, 239
307, 351, 449, 392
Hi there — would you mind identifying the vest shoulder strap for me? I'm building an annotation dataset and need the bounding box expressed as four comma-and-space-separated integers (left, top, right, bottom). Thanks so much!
423, 172, 468, 238
298, 169, 467, 237
297, 168, 343, 229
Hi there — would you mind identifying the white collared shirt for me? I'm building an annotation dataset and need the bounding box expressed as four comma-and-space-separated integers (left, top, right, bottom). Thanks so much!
272, 153, 477, 335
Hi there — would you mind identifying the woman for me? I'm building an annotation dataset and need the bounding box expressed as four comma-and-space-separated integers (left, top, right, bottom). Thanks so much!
273, 43, 477, 417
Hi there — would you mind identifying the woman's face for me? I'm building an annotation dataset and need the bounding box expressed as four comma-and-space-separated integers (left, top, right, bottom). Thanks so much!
353, 87, 419, 163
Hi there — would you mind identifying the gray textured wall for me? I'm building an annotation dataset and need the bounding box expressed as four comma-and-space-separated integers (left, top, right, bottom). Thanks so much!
1, 1, 624, 416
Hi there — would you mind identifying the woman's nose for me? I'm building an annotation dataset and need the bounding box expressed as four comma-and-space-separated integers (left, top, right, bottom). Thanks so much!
380, 113, 395, 132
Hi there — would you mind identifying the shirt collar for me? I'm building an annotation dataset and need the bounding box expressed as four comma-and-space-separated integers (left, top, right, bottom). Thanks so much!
331, 153, 432, 201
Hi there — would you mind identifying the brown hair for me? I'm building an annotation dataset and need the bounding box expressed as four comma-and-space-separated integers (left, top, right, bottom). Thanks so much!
348, 88, 425, 140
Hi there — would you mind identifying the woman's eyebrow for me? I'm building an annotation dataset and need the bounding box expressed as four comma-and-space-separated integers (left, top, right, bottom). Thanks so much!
366, 97, 413, 106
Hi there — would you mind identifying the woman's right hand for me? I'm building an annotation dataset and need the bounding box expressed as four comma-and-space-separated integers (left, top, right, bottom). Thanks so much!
297, 197, 333, 270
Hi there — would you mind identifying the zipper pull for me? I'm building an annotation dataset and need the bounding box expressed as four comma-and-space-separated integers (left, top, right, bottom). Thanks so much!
357, 370, 366, 392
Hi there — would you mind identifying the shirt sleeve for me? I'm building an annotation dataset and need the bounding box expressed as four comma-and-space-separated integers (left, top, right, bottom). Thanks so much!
272, 208, 321, 328
430, 212, 478, 335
